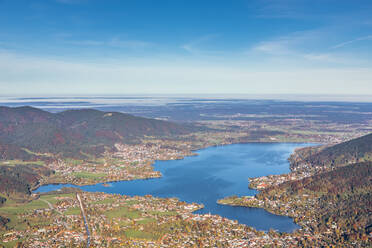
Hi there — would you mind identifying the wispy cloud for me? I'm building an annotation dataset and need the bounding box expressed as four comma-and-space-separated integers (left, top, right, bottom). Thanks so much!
251, 29, 369, 66
64, 38, 153, 49
1, 50, 372, 95
66, 40, 104, 46
253, 40, 293, 55
332, 35, 372, 49
108, 38, 152, 49
181, 34, 222, 55
302, 53, 354, 64
252, 30, 319, 55
303, 53, 334, 62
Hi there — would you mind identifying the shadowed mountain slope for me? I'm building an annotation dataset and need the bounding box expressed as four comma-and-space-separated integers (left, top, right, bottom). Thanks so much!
0, 106, 194, 159
290, 133, 372, 170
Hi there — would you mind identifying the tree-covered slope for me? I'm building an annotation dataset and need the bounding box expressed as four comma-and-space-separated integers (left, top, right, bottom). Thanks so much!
290, 133, 372, 170
260, 134, 372, 245
0, 164, 53, 197
0, 106, 194, 158
259, 162, 372, 244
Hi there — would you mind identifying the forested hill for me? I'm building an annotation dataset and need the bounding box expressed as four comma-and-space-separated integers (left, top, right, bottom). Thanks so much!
259, 162, 372, 245
290, 133, 372, 170
273, 133, 372, 245
0, 106, 194, 159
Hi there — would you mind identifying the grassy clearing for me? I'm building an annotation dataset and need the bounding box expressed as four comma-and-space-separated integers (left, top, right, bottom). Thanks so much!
124, 229, 159, 240
22, 148, 52, 157
136, 218, 155, 225
39, 193, 75, 205
0, 238, 26, 248
149, 210, 177, 217
0, 199, 50, 230
64, 158, 83, 166
124, 200, 139, 206
92, 198, 116, 205
0, 160, 45, 166
0, 200, 48, 216
64, 207, 81, 216
0, 193, 75, 218
0, 193, 78, 233
72, 172, 107, 179
27, 218, 53, 228
105, 206, 140, 220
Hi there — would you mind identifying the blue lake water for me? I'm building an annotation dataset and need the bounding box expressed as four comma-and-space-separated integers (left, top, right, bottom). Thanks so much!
35, 143, 311, 232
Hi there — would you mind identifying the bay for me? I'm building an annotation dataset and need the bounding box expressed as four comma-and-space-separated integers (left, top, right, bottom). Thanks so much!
36, 143, 312, 232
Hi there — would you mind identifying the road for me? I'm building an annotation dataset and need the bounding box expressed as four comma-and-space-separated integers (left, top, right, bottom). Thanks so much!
76, 193, 91, 248
40, 199, 63, 215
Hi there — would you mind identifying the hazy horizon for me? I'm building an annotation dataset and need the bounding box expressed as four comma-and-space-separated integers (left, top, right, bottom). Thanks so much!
1, 0, 372, 95
1, 94, 372, 103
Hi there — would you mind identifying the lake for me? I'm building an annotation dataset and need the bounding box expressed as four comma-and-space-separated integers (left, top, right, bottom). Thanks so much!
35, 143, 311, 232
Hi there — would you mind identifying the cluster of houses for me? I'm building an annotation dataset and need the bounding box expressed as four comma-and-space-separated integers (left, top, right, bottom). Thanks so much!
248, 170, 313, 190
2, 191, 311, 247
45, 140, 197, 186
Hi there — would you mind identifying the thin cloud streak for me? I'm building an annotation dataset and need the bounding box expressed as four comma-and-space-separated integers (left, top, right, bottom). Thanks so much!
1, 51, 372, 95
108, 38, 152, 49
332, 35, 372, 49
64, 38, 153, 49
181, 34, 223, 55
250, 29, 369, 66
252, 30, 321, 55
66, 40, 104, 46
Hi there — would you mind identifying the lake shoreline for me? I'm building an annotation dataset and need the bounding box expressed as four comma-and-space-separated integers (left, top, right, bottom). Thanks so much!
34, 142, 313, 233
34, 141, 316, 192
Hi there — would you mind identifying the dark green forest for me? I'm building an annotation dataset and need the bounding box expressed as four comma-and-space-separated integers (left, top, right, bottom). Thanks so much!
0, 106, 194, 159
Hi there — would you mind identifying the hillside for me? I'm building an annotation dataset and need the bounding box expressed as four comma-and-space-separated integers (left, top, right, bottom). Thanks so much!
0, 163, 53, 198
290, 133, 372, 171
0, 143, 37, 161
0, 106, 194, 159
218, 133, 372, 246
258, 162, 372, 245
263, 134, 372, 245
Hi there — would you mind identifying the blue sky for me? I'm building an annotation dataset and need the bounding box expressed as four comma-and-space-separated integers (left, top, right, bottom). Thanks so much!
0, 0, 372, 95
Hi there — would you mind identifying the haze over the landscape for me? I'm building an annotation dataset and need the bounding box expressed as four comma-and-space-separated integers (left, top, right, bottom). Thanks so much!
0, 1, 372, 247
1, 0, 372, 95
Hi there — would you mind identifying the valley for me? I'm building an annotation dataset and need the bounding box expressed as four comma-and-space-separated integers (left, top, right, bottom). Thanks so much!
0, 104, 371, 247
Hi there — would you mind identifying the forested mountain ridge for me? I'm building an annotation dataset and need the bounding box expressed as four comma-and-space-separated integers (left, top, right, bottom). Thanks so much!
259, 162, 372, 246
219, 133, 372, 246
0, 106, 196, 215
0, 163, 53, 197
261, 134, 372, 246
0, 106, 194, 159
290, 133, 372, 171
